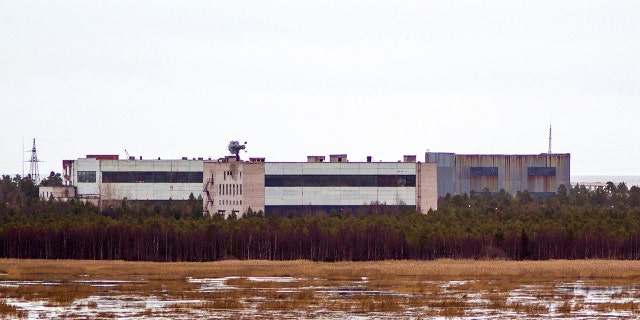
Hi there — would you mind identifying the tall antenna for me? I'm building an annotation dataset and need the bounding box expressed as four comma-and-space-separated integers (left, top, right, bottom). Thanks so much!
28, 138, 41, 183
548, 124, 552, 154
22, 138, 25, 178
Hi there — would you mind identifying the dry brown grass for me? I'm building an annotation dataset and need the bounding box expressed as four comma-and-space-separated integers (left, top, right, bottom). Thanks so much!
0, 300, 27, 318
112, 279, 197, 298
0, 283, 99, 306
558, 300, 572, 314
168, 299, 243, 310
594, 301, 638, 313
319, 295, 406, 313
511, 302, 549, 315
2, 259, 640, 283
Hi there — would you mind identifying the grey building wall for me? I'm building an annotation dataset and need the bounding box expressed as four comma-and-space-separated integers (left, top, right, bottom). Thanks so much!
425, 152, 570, 198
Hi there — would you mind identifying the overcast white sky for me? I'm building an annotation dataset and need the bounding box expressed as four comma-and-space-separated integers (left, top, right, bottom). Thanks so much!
1, 0, 639, 178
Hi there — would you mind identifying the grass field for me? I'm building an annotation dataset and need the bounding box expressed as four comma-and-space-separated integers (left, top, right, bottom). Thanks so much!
1, 259, 640, 318
3, 259, 640, 281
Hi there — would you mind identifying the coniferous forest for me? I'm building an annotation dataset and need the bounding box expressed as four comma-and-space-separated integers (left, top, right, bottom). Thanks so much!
2, 174, 640, 261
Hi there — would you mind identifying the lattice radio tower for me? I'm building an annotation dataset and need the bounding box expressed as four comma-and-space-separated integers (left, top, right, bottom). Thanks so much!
28, 138, 41, 183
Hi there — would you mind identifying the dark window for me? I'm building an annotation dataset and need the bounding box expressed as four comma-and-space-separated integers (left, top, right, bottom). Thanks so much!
284, 175, 304, 187
134, 172, 145, 182
339, 175, 357, 187
100, 171, 203, 183
79, 171, 97, 183
406, 175, 416, 186
119, 172, 132, 183
264, 174, 416, 187
265, 176, 283, 187
528, 167, 556, 176
358, 175, 377, 186
176, 172, 189, 183
154, 172, 166, 183
470, 167, 499, 176
377, 175, 396, 187
102, 172, 114, 183
397, 175, 407, 187
188, 172, 203, 183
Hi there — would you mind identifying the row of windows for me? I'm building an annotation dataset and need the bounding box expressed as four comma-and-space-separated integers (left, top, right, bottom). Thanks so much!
470, 167, 557, 177
102, 171, 203, 183
219, 200, 242, 206
78, 171, 96, 183
223, 170, 241, 180
264, 175, 416, 187
219, 184, 242, 196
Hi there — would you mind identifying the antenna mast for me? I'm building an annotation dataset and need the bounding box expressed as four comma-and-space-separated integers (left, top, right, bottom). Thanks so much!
28, 138, 41, 183
548, 124, 552, 154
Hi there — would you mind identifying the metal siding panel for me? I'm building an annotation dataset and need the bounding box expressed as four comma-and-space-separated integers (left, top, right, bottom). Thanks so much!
396, 163, 416, 175
427, 152, 569, 196
101, 162, 119, 171
119, 161, 136, 170
265, 163, 284, 175
356, 163, 380, 175
153, 161, 171, 171
471, 176, 499, 193
378, 163, 400, 175
264, 187, 283, 206
308, 164, 341, 175
358, 188, 379, 204
338, 187, 357, 205
265, 187, 303, 205
302, 163, 332, 174
376, 188, 398, 204
281, 163, 303, 174
189, 161, 203, 171
281, 187, 303, 205
301, 187, 321, 205
399, 188, 416, 205
339, 163, 362, 175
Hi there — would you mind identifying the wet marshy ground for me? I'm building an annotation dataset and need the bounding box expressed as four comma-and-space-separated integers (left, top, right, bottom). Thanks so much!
1, 276, 640, 318
1, 259, 640, 319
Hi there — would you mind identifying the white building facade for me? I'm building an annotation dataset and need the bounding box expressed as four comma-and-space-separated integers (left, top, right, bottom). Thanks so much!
203, 155, 438, 217
64, 155, 203, 206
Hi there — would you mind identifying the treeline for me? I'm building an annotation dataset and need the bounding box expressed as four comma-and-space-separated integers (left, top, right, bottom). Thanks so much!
2, 173, 640, 261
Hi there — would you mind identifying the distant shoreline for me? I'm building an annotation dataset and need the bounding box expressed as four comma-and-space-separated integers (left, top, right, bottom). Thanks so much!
572, 175, 640, 186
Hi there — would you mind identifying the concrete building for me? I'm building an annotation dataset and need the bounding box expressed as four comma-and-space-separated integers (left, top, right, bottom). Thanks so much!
203, 154, 438, 217
60, 155, 204, 206
425, 152, 571, 198
203, 156, 266, 217
39, 186, 76, 201
47, 150, 570, 214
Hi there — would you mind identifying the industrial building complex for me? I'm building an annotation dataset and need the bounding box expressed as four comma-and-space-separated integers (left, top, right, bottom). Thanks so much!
49, 149, 570, 217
